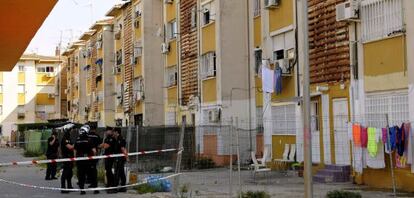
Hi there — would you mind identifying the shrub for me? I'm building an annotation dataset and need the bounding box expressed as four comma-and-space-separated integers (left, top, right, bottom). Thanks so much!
239, 191, 271, 198
135, 184, 157, 194
326, 190, 362, 198
195, 157, 215, 169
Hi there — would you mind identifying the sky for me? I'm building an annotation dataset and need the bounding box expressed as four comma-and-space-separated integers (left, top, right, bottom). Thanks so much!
25, 0, 124, 56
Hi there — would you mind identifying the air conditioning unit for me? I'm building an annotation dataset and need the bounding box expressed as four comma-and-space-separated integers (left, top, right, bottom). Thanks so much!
134, 92, 142, 103
164, 0, 173, 4
116, 97, 123, 106
96, 41, 102, 49
135, 10, 142, 18
17, 113, 25, 119
95, 112, 101, 120
48, 93, 56, 99
208, 109, 220, 123
336, 0, 359, 22
134, 19, 140, 29
264, 0, 280, 9
84, 106, 90, 113
161, 43, 170, 54
278, 59, 292, 76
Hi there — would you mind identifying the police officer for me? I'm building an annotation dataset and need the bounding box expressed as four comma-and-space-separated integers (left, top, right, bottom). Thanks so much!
60, 125, 75, 194
101, 126, 117, 194
87, 127, 101, 194
45, 130, 59, 180
113, 127, 128, 192
74, 125, 95, 195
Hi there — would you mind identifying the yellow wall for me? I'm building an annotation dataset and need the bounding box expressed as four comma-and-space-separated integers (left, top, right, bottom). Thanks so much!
116, 74, 122, 84
36, 93, 55, 105
202, 22, 216, 54
364, 36, 407, 92
36, 74, 55, 85
202, 78, 217, 103
254, 16, 262, 48
97, 48, 103, 58
134, 59, 142, 78
255, 77, 263, 107
269, 0, 294, 32
167, 86, 177, 105
86, 79, 91, 94
271, 70, 296, 101
115, 39, 122, 51
271, 135, 296, 159
0, 72, 3, 83
18, 93, 25, 105
98, 102, 104, 112
134, 102, 143, 114
0, 94, 3, 104
134, 18, 142, 39
97, 81, 103, 92
18, 73, 25, 84
167, 41, 177, 67
166, 1, 176, 22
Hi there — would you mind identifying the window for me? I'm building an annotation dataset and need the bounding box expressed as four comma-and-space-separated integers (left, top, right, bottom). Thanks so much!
202, 1, 215, 25
18, 85, 25, 93
273, 49, 284, 60
166, 66, 177, 87
311, 101, 320, 132
271, 104, 296, 135
134, 3, 142, 18
200, 52, 216, 79
254, 49, 262, 74
116, 49, 123, 65
365, 92, 408, 127
0, 105, 2, 115
253, 0, 261, 17
36, 66, 54, 73
361, 0, 403, 42
18, 65, 25, 72
191, 6, 197, 29
17, 105, 25, 113
168, 20, 177, 40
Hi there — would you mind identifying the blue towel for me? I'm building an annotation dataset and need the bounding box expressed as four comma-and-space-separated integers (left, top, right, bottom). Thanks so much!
274, 67, 282, 94
389, 126, 397, 151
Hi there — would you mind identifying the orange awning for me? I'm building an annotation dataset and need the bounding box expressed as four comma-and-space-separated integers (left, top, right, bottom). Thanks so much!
0, 0, 57, 71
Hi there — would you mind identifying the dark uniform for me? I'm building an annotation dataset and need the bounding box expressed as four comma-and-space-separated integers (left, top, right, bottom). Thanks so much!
45, 134, 59, 180
60, 132, 74, 193
114, 135, 127, 192
74, 133, 93, 194
87, 131, 102, 189
103, 135, 116, 191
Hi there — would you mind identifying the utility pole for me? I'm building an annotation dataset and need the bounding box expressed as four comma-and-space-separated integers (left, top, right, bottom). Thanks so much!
299, 0, 313, 197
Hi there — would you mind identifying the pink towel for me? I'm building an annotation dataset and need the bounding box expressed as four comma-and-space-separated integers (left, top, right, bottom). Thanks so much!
382, 128, 387, 145
361, 127, 368, 148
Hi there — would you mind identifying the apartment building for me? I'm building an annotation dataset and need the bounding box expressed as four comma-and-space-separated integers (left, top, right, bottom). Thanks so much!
0, 54, 62, 139
256, 0, 300, 160
106, 1, 164, 127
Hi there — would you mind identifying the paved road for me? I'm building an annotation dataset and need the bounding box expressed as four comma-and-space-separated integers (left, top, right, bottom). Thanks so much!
0, 148, 169, 198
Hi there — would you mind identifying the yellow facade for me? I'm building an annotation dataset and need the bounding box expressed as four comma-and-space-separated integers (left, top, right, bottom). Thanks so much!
17, 93, 25, 105
269, 0, 294, 32
255, 77, 263, 107
167, 41, 177, 67
36, 74, 55, 85
363, 35, 407, 92
97, 81, 103, 92
134, 102, 143, 114
35, 93, 55, 105
202, 22, 216, 54
86, 79, 91, 94
134, 57, 142, 77
202, 78, 217, 103
18, 72, 25, 84
167, 86, 177, 105
254, 16, 262, 48
0, 94, 3, 104
134, 18, 142, 39
271, 70, 296, 101
272, 135, 296, 159
166, 1, 176, 22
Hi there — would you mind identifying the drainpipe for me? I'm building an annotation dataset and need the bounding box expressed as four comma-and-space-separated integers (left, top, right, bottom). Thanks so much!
246, 0, 253, 152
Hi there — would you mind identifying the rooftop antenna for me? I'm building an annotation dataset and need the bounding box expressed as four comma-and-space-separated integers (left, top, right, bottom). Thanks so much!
72, 0, 94, 24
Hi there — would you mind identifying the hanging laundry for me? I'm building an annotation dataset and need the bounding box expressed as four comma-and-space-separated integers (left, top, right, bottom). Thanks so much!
396, 155, 407, 168
353, 124, 361, 147
367, 127, 378, 157
366, 130, 385, 169
261, 60, 274, 93
361, 127, 368, 148
403, 123, 413, 165
389, 126, 397, 151
352, 145, 364, 173
382, 128, 391, 154
274, 66, 282, 94
347, 122, 353, 141
396, 126, 405, 156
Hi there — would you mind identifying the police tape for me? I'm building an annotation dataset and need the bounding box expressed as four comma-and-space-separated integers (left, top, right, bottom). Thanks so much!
0, 173, 181, 192
0, 148, 179, 167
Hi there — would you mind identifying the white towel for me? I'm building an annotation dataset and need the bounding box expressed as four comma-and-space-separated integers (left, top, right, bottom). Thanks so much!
352, 143, 364, 173
261, 60, 274, 93
366, 133, 385, 169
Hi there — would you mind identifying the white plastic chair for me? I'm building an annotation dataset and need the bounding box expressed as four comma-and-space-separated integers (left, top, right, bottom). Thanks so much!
257, 146, 269, 163
274, 144, 290, 162
250, 151, 271, 179
287, 144, 296, 162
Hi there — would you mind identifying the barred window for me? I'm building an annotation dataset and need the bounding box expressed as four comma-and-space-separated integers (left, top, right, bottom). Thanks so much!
200, 52, 216, 79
